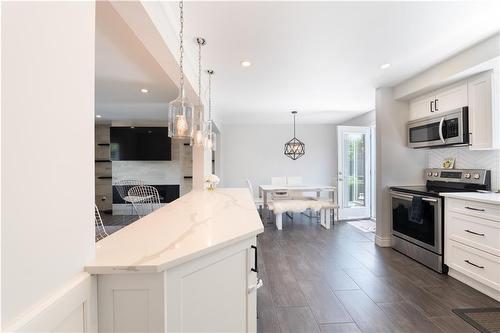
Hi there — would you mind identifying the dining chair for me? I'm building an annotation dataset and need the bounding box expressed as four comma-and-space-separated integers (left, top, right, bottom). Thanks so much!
95, 205, 109, 241
128, 185, 162, 218
115, 179, 145, 215
246, 179, 264, 213
286, 176, 303, 186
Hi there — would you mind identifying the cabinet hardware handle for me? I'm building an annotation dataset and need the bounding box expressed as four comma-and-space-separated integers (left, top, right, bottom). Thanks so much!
464, 260, 484, 269
464, 229, 485, 236
430, 100, 434, 112
434, 99, 439, 111
465, 206, 485, 212
251, 245, 258, 273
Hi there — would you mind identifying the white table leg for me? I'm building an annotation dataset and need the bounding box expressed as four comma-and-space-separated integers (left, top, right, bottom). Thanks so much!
320, 209, 331, 230
275, 213, 282, 230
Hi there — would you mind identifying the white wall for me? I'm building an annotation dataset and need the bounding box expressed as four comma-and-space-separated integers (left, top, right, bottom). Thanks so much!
375, 88, 427, 247
1, 2, 95, 328
339, 110, 375, 127
221, 124, 336, 193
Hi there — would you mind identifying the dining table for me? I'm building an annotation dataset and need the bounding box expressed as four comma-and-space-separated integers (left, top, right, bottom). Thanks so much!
258, 184, 337, 209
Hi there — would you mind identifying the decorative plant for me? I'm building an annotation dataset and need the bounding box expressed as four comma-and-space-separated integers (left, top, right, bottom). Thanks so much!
205, 174, 220, 191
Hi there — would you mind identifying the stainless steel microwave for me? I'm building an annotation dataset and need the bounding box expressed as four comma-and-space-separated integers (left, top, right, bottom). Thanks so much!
407, 107, 469, 149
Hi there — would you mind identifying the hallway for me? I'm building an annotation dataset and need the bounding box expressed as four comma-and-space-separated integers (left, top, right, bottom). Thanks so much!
257, 216, 499, 333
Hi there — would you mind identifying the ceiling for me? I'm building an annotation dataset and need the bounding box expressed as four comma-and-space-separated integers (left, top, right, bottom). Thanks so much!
96, 1, 500, 125
169, 1, 500, 124
95, 1, 178, 123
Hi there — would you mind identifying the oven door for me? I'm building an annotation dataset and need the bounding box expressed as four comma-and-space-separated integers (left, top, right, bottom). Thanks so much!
390, 191, 442, 254
407, 107, 468, 148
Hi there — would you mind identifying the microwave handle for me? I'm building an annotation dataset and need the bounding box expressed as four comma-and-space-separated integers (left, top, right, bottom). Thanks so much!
438, 117, 445, 143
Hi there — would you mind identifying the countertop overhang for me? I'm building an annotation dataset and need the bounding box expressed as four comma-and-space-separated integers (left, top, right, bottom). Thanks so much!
440, 191, 500, 205
85, 188, 264, 274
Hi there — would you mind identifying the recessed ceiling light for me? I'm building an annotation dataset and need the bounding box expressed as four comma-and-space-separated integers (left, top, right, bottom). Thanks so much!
96, 115, 102, 118
380, 63, 391, 69
140, 88, 149, 93
240, 60, 251, 67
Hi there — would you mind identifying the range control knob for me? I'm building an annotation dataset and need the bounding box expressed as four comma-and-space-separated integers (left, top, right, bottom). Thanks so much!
427, 172, 433, 177
433, 172, 439, 177
464, 173, 471, 179
473, 173, 481, 180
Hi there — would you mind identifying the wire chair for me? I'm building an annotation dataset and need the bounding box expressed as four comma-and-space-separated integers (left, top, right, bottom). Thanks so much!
95, 205, 109, 241
128, 185, 162, 218
115, 179, 145, 215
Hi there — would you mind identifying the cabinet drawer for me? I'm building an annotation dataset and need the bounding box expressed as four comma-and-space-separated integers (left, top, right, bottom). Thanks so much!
447, 240, 500, 290
448, 198, 500, 222
448, 211, 500, 256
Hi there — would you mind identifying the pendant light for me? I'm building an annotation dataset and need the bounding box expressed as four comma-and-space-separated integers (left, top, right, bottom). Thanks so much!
168, 0, 194, 139
204, 70, 217, 151
192, 37, 206, 146
284, 111, 305, 160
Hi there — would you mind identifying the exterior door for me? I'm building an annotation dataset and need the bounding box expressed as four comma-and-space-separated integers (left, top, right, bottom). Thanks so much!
337, 126, 371, 220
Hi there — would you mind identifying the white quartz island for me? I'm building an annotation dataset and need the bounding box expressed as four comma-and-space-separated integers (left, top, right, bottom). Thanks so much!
86, 188, 264, 332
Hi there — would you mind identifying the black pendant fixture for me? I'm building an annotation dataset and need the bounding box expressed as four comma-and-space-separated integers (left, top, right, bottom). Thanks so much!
284, 111, 305, 160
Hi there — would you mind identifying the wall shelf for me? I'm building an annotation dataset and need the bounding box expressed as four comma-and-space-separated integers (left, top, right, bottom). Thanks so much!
95, 160, 111, 163
97, 143, 110, 146
97, 176, 112, 179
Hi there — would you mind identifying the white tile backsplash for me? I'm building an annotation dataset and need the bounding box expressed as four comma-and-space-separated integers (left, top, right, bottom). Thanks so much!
427, 147, 500, 191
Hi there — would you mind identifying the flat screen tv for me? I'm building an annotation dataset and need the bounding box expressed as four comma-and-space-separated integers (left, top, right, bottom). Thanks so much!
110, 127, 171, 161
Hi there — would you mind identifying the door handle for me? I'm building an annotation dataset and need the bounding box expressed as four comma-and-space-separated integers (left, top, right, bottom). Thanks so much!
434, 99, 439, 111
464, 260, 484, 269
465, 206, 485, 212
438, 117, 445, 143
430, 100, 434, 112
251, 245, 258, 273
464, 229, 485, 236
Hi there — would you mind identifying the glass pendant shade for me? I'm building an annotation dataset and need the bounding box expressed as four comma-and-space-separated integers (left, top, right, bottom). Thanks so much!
168, 90, 194, 139
204, 120, 217, 151
192, 103, 205, 146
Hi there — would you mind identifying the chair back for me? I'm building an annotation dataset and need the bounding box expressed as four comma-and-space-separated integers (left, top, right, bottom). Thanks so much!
115, 179, 145, 200
246, 179, 254, 197
271, 177, 287, 186
95, 205, 109, 241
287, 176, 303, 186
128, 185, 161, 218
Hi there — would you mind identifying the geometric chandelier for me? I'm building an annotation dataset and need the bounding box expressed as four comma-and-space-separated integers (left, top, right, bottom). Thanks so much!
284, 111, 305, 160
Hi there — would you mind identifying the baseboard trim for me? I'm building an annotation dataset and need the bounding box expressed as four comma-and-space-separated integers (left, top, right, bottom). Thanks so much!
375, 235, 392, 247
4, 272, 97, 332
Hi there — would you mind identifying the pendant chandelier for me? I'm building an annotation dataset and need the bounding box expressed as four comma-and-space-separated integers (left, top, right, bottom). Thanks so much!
192, 37, 206, 146
284, 111, 305, 160
204, 70, 216, 151
168, 0, 194, 139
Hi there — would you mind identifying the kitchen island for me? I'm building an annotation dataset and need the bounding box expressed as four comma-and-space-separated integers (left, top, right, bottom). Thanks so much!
86, 188, 264, 332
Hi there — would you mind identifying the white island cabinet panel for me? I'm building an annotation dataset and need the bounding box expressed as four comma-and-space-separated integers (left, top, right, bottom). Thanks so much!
86, 188, 263, 332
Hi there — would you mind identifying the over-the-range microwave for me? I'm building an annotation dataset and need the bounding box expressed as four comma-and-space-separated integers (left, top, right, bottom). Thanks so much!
407, 107, 469, 149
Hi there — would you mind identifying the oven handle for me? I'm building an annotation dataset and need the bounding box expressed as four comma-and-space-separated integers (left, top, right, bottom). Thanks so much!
438, 117, 446, 143
390, 192, 438, 203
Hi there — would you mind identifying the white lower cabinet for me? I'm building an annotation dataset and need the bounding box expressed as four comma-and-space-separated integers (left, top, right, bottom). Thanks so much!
97, 237, 258, 332
445, 198, 500, 301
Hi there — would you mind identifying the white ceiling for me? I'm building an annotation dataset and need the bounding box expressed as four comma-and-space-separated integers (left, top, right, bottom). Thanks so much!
96, 1, 500, 125
95, 1, 178, 123
171, 1, 500, 124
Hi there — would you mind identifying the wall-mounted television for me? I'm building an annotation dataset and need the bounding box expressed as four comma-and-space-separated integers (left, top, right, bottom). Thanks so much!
110, 127, 171, 161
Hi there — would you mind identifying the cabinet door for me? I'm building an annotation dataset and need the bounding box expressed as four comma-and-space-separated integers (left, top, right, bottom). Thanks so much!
435, 81, 468, 113
468, 71, 495, 149
167, 237, 257, 333
409, 94, 435, 120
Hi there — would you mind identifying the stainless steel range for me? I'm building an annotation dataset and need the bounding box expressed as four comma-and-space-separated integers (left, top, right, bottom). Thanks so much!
390, 168, 491, 273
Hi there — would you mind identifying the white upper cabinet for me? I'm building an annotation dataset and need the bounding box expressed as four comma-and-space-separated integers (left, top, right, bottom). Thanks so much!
409, 81, 468, 120
468, 70, 499, 150
435, 81, 468, 113
408, 70, 499, 150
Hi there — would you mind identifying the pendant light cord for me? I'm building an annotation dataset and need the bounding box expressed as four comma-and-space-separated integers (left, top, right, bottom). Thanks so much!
179, 0, 185, 100
293, 113, 296, 137
207, 70, 214, 121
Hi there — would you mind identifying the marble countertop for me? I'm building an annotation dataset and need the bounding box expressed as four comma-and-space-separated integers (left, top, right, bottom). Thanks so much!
440, 191, 500, 205
85, 188, 264, 274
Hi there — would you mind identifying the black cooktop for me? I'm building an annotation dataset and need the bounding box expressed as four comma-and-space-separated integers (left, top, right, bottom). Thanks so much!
390, 185, 442, 197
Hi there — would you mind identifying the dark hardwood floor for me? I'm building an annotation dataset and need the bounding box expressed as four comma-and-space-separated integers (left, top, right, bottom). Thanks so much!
257, 215, 499, 333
